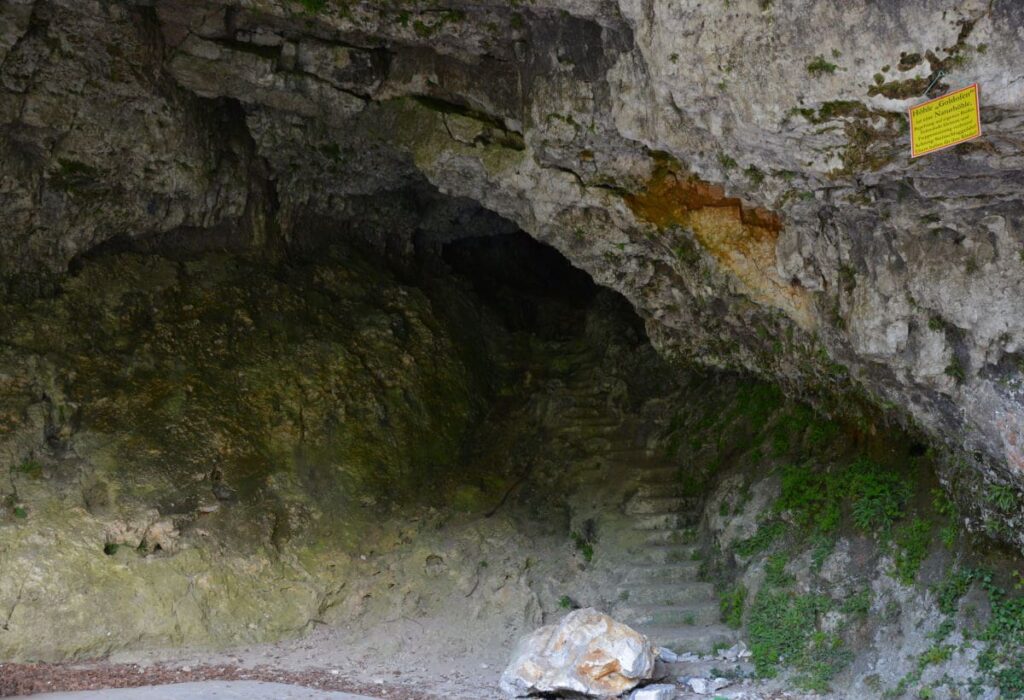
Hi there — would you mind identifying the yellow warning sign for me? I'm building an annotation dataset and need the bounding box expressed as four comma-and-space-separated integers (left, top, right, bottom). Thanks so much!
909, 84, 981, 158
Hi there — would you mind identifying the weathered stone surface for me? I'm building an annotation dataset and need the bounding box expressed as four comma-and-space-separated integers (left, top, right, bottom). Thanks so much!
1, 0, 1023, 542
0, 247, 483, 660
499, 608, 656, 698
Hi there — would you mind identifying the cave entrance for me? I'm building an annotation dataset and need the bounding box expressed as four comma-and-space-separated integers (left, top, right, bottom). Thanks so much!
441, 232, 600, 341
416, 228, 737, 652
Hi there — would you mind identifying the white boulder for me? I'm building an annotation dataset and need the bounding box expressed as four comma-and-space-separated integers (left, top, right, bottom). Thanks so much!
499, 608, 656, 697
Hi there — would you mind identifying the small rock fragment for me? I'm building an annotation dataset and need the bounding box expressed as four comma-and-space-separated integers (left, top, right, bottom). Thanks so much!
631, 683, 678, 700
686, 677, 732, 694
687, 678, 710, 694
710, 677, 731, 692
717, 641, 750, 661
657, 647, 679, 663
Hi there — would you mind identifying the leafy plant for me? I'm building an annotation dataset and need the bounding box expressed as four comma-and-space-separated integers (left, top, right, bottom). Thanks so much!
776, 467, 839, 533
894, 518, 931, 584
571, 530, 594, 562
16, 459, 43, 478
748, 590, 833, 680
987, 484, 1017, 512
807, 56, 838, 76
719, 584, 747, 629
793, 631, 853, 692
840, 589, 871, 617
734, 519, 785, 557
846, 458, 911, 533
934, 567, 975, 615
765, 553, 794, 588
944, 358, 965, 383
296, 0, 327, 12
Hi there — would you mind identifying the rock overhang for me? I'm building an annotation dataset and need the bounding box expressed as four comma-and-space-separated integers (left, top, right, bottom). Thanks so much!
1, 0, 1022, 546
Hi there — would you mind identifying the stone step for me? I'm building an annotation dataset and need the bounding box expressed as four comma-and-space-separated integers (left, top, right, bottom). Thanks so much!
623, 562, 702, 584
633, 483, 695, 499
627, 466, 680, 482
604, 446, 654, 456
558, 419, 621, 431
625, 496, 689, 515
563, 436, 614, 450
622, 581, 717, 606
620, 601, 721, 627
643, 529, 698, 546
559, 406, 618, 418
561, 386, 608, 397
634, 544, 698, 565
632, 513, 691, 531
553, 424, 622, 436
638, 624, 739, 654
561, 399, 606, 409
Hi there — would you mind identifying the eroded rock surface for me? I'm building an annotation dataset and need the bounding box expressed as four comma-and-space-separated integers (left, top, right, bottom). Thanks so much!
1, 0, 1022, 543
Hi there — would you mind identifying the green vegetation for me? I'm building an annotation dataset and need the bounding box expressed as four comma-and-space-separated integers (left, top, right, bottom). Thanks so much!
932, 488, 959, 548
571, 530, 594, 562
944, 358, 966, 383
840, 589, 871, 617
297, 0, 327, 12
794, 631, 854, 692
806, 56, 838, 76
893, 518, 931, 584
719, 584, 747, 629
935, 567, 973, 615
987, 484, 1018, 512
734, 519, 785, 557
558, 595, 574, 609
775, 457, 910, 537
847, 459, 912, 533
15, 459, 43, 478
765, 553, 794, 587
744, 165, 765, 185
749, 590, 849, 690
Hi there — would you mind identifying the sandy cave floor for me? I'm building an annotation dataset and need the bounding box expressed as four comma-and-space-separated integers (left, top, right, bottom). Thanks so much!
0, 617, 816, 699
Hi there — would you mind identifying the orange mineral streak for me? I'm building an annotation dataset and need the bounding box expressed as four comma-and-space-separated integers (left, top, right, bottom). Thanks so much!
625, 169, 816, 330
577, 653, 625, 691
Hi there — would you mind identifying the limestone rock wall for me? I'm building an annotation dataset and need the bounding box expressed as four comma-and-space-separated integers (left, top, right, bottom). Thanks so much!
1, 0, 1023, 544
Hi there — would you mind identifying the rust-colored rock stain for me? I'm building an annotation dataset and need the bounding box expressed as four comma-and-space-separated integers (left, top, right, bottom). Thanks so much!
577, 651, 626, 692
625, 159, 815, 330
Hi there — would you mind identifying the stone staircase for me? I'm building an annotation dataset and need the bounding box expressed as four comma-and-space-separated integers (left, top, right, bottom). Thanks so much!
545, 350, 738, 654
619, 460, 737, 654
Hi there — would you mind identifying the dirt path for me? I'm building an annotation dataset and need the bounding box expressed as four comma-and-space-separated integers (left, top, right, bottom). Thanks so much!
12, 681, 376, 699
0, 662, 433, 699
0, 614, 506, 699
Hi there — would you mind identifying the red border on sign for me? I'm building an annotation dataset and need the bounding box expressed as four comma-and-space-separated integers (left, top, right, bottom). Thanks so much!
908, 83, 981, 158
